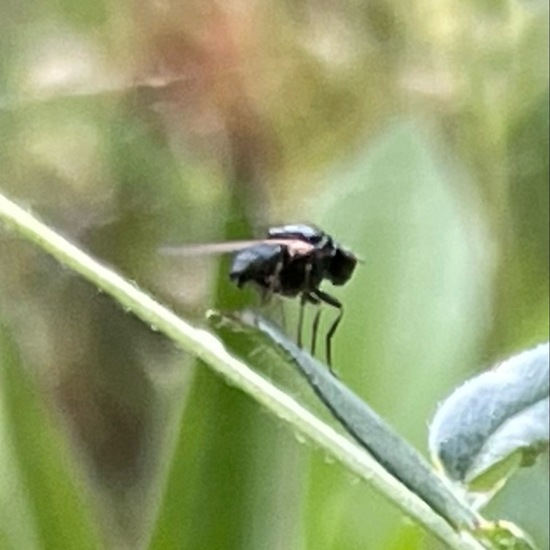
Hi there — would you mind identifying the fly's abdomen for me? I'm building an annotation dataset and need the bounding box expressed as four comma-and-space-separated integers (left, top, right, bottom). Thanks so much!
229, 244, 286, 289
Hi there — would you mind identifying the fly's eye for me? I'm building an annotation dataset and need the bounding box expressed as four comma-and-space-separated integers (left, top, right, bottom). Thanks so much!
328, 249, 357, 285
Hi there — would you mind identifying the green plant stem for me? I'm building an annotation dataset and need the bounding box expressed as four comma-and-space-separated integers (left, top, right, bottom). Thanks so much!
0, 192, 486, 550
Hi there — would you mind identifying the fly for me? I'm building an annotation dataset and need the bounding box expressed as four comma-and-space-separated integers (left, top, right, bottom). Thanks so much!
162, 224, 358, 369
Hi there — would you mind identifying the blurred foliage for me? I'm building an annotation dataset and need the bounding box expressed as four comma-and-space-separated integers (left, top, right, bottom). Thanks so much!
0, 0, 548, 549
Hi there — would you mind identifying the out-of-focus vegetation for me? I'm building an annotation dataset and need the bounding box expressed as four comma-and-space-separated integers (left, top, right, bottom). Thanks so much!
0, 0, 547, 549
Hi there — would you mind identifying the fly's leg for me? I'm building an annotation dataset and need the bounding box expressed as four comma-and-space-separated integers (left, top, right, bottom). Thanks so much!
260, 250, 284, 307
277, 300, 287, 333
300, 259, 324, 350
267, 253, 284, 295
303, 292, 321, 356
310, 289, 343, 373
259, 286, 272, 307
297, 261, 314, 348
297, 293, 306, 348
311, 306, 322, 356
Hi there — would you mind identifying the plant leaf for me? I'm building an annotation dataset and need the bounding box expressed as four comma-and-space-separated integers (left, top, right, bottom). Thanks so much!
212, 310, 480, 532
475, 520, 539, 550
0, 326, 101, 550
429, 343, 549, 503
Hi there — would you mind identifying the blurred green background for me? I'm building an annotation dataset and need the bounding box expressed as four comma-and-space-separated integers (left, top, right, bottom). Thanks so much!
0, 0, 548, 549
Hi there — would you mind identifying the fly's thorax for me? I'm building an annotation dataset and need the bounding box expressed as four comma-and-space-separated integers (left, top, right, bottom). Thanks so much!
275, 253, 323, 296
267, 224, 326, 245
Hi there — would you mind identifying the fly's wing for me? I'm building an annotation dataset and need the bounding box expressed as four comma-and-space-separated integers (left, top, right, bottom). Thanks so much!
160, 239, 314, 257
159, 240, 266, 256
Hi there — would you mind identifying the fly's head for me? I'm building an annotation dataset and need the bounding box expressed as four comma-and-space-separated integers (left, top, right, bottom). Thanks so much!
326, 246, 358, 286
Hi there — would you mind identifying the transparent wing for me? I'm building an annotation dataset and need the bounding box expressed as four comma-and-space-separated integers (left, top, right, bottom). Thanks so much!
160, 240, 267, 256
159, 239, 314, 257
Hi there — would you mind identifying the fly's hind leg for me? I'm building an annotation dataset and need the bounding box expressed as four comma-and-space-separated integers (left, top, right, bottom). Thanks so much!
297, 293, 306, 348
310, 289, 343, 373
302, 292, 322, 356
258, 286, 272, 307
311, 306, 322, 356
259, 248, 285, 319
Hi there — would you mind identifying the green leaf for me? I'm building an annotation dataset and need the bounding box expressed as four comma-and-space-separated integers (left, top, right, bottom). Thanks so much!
0, 192, 500, 550
475, 520, 539, 550
0, 326, 101, 550
218, 310, 479, 531
304, 119, 495, 550
429, 342, 549, 503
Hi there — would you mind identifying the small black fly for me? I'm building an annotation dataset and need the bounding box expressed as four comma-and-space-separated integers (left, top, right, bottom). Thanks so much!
162, 224, 358, 368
